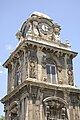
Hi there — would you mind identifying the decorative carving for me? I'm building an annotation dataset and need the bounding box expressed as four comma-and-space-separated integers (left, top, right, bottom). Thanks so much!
33, 21, 40, 36
70, 95, 78, 105
44, 100, 68, 120
29, 60, 36, 78
42, 55, 47, 68
16, 30, 22, 40
67, 64, 74, 86
9, 101, 19, 119
29, 49, 37, 58
28, 49, 37, 78
53, 23, 61, 41
66, 40, 71, 48
57, 65, 62, 72
58, 56, 65, 68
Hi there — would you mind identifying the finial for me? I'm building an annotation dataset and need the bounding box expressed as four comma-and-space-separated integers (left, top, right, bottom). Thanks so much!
66, 39, 71, 47
16, 30, 22, 40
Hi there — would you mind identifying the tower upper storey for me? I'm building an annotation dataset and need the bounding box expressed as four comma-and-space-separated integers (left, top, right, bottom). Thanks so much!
16, 12, 71, 51
3, 12, 78, 94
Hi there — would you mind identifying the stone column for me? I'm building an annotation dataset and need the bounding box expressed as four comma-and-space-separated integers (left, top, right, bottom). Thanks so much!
28, 51, 30, 78
40, 104, 43, 120
18, 56, 22, 85
44, 102, 48, 120
73, 107, 76, 120
22, 48, 26, 81
69, 106, 74, 120
67, 107, 70, 120
28, 100, 33, 120
22, 99, 24, 120
64, 91, 70, 120
35, 104, 40, 120
11, 62, 15, 91
78, 106, 80, 120
75, 106, 80, 120
7, 64, 11, 94
33, 104, 35, 120
25, 97, 28, 120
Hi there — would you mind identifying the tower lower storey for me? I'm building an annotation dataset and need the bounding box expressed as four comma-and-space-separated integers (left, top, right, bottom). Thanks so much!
2, 79, 80, 120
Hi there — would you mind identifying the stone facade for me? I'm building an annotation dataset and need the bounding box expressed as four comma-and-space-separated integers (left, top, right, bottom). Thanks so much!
1, 12, 80, 120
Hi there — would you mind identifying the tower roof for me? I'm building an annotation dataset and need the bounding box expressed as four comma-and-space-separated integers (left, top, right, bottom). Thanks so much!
3, 12, 78, 68
31, 11, 52, 20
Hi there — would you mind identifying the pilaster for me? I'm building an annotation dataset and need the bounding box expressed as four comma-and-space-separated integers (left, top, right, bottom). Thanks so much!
28, 100, 33, 120
22, 47, 26, 81
64, 54, 68, 84
37, 47, 46, 81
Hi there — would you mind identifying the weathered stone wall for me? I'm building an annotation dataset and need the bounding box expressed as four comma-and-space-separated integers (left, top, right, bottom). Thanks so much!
5, 85, 80, 120
7, 44, 74, 94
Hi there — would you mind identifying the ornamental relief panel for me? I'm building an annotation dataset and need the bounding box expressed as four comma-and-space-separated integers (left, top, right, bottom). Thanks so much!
29, 60, 36, 78
67, 64, 74, 86
28, 50, 38, 79
67, 58, 74, 86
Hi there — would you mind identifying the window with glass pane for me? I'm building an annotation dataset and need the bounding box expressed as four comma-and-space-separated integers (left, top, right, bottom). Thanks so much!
46, 64, 56, 84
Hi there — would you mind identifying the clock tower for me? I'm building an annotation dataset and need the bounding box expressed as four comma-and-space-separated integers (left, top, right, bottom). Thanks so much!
1, 12, 80, 120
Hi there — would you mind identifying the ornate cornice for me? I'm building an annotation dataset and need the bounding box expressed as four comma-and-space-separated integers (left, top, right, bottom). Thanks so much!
3, 36, 77, 68
1, 78, 80, 103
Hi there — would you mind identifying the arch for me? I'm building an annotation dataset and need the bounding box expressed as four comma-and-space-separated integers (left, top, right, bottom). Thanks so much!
43, 96, 69, 120
43, 96, 68, 108
50, 55, 62, 68
46, 53, 62, 69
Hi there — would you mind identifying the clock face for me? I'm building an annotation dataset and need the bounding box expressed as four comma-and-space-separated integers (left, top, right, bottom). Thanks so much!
38, 22, 53, 35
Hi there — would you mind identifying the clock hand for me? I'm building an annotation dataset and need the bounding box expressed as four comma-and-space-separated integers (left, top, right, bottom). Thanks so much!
42, 25, 48, 31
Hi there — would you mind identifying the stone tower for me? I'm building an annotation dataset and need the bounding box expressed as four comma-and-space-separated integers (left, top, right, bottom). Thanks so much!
1, 12, 80, 120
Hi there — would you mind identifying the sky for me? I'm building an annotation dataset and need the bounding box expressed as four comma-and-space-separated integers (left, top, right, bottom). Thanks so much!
0, 0, 80, 116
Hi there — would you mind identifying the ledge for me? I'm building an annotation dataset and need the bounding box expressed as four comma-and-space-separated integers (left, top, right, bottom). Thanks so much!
3, 36, 78, 68
1, 78, 80, 103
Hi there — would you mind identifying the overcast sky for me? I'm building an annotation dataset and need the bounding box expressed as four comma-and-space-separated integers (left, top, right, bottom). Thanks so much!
0, 0, 80, 116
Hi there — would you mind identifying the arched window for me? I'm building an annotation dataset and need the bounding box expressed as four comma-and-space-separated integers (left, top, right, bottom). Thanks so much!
22, 24, 30, 37
46, 64, 57, 84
